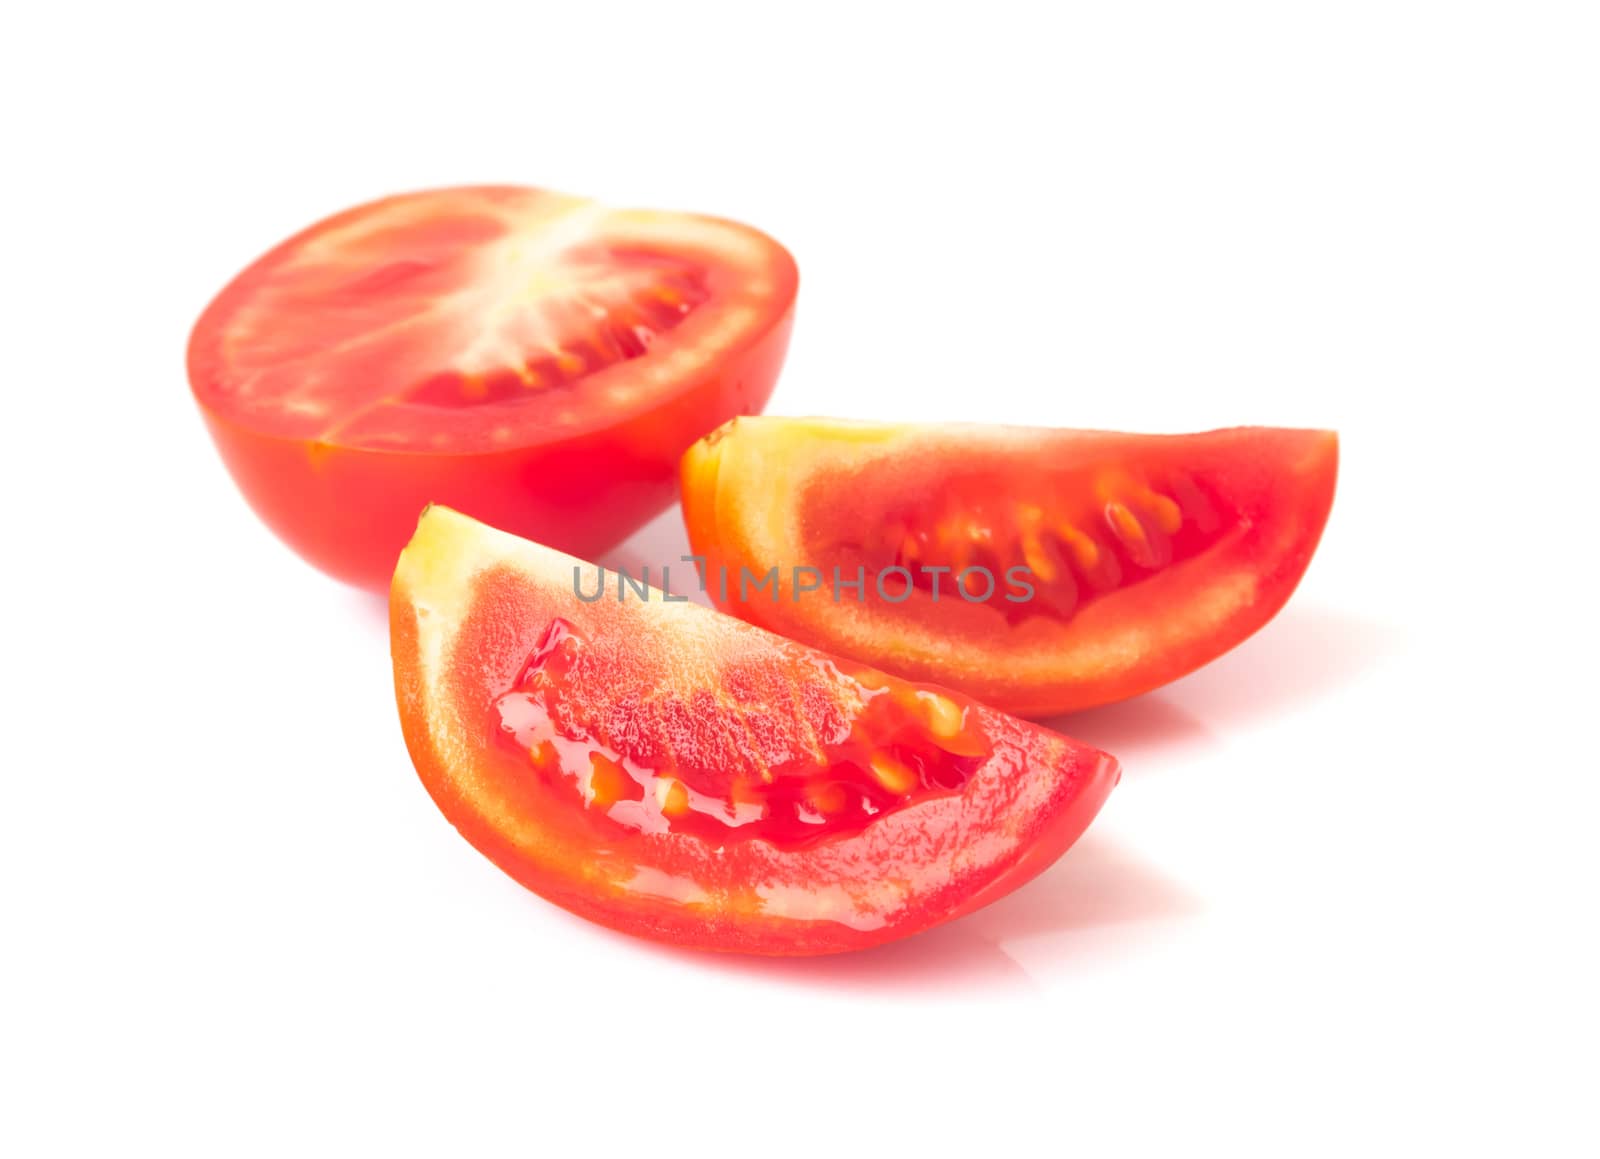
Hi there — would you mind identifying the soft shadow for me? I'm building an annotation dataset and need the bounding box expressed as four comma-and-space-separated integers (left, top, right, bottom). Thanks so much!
957, 835, 1200, 947
1041, 694, 1217, 773
338, 586, 391, 633
1039, 607, 1393, 772
673, 921, 1041, 996
1161, 605, 1399, 726
563, 835, 1196, 998
561, 894, 1038, 997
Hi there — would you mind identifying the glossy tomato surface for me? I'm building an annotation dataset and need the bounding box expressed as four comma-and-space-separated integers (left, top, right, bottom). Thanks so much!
189, 186, 797, 589
390, 507, 1118, 955
681, 418, 1338, 717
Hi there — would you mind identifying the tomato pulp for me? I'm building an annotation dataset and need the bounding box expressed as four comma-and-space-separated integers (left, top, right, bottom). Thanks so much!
391, 507, 1118, 954
681, 418, 1338, 717
189, 186, 797, 589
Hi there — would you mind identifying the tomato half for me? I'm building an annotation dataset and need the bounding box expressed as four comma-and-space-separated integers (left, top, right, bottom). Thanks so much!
189, 186, 797, 590
680, 418, 1338, 717
391, 506, 1117, 955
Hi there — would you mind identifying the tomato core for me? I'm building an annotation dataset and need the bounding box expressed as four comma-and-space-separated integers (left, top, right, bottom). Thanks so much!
405, 256, 709, 408
493, 619, 991, 850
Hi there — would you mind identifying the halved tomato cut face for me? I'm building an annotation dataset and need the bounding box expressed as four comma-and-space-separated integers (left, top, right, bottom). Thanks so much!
681, 418, 1338, 717
189, 186, 797, 589
391, 507, 1117, 955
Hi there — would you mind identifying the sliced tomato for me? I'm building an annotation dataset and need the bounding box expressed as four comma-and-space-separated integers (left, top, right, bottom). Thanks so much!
680, 418, 1338, 717
390, 506, 1117, 955
189, 186, 797, 590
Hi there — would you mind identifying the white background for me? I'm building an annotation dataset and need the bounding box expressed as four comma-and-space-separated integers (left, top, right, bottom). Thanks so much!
5, 2, 1597, 1155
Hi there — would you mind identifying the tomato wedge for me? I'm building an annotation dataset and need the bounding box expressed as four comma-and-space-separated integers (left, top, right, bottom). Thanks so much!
189, 186, 797, 589
391, 506, 1117, 955
680, 418, 1338, 717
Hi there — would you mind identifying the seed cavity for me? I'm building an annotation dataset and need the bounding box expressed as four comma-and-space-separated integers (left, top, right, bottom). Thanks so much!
917, 691, 964, 739
880, 471, 1227, 623
496, 621, 991, 850
655, 776, 690, 817
868, 753, 917, 796
587, 752, 631, 808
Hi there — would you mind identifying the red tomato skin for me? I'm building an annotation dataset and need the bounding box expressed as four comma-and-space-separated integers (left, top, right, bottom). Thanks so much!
195, 307, 792, 588
417, 771, 1115, 956
391, 508, 1119, 956
681, 420, 1338, 717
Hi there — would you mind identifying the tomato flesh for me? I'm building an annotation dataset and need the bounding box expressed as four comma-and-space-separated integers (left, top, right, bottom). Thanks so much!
391, 507, 1118, 955
681, 418, 1338, 717
189, 186, 797, 589
494, 617, 991, 850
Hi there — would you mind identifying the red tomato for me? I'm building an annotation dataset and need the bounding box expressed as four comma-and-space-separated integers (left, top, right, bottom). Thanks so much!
188, 186, 797, 590
680, 418, 1338, 717
390, 507, 1118, 955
